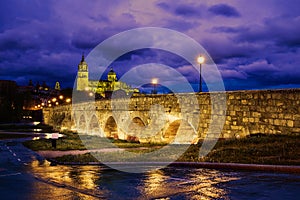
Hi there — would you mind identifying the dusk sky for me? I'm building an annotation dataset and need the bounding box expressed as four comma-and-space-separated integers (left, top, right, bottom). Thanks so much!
0, 0, 300, 91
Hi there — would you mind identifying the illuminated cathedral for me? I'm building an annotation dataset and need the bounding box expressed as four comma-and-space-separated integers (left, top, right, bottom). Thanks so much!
76, 54, 139, 97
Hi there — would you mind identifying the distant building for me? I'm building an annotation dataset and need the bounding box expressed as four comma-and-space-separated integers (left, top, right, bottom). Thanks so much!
18, 80, 61, 110
0, 80, 18, 122
0, 76, 69, 122
76, 54, 139, 97
0, 80, 17, 99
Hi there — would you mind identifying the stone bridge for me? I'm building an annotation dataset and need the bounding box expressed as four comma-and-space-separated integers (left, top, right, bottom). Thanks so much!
43, 89, 300, 143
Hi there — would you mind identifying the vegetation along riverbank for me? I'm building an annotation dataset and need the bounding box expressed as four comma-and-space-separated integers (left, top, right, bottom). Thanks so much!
22, 131, 300, 166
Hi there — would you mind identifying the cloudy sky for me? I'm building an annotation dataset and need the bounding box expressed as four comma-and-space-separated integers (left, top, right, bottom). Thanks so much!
0, 0, 300, 91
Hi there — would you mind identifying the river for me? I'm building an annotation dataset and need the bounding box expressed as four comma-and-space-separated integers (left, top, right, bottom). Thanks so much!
0, 136, 299, 199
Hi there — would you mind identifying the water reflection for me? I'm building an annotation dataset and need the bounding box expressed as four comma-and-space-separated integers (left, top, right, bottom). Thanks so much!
27, 160, 240, 199
25, 160, 300, 200
29, 179, 96, 200
139, 168, 238, 200
28, 160, 107, 199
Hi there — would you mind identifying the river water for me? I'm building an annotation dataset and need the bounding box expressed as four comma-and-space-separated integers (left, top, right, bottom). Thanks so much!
0, 136, 300, 199
27, 160, 300, 200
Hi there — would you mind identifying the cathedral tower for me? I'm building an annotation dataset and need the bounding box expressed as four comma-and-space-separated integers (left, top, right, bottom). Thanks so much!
76, 54, 89, 91
107, 68, 117, 82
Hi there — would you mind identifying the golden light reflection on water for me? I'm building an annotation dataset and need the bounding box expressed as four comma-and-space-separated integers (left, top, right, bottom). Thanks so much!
29, 179, 95, 200
27, 160, 240, 199
139, 168, 239, 200
28, 160, 105, 199
140, 170, 168, 197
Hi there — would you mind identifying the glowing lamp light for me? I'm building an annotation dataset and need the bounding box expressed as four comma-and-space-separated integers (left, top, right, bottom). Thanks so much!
33, 121, 40, 126
197, 55, 205, 92
52, 98, 57, 102
41, 103, 45, 106
55, 102, 59, 105
89, 92, 93, 97
197, 55, 205, 64
151, 78, 158, 94
59, 95, 63, 100
66, 98, 71, 103
151, 78, 158, 85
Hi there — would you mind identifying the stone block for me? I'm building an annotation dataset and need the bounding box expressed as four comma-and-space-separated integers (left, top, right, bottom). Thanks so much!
274, 119, 280, 126
231, 125, 240, 130
276, 102, 284, 106
252, 112, 261, 118
242, 118, 249, 123
294, 120, 300, 128
287, 120, 294, 127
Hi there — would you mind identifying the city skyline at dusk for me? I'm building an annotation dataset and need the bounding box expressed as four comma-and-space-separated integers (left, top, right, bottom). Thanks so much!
1, 0, 300, 91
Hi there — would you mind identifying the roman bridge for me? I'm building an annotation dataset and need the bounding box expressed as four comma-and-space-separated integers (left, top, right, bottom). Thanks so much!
43, 89, 300, 143
43, 92, 219, 144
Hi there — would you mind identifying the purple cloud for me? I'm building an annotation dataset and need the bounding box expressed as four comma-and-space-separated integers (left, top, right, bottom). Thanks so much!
0, 0, 299, 91
157, 2, 203, 18
208, 4, 241, 18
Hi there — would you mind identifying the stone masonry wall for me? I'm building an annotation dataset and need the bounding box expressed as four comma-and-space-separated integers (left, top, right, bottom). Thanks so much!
222, 89, 300, 137
43, 89, 300, 139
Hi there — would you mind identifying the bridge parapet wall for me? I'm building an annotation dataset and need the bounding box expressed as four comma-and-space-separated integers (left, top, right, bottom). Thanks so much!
43, 89, 300, 142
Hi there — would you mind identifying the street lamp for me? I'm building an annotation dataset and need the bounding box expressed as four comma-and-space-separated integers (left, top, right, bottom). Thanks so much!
197, 55, 205, 92
151, 78, 158, 94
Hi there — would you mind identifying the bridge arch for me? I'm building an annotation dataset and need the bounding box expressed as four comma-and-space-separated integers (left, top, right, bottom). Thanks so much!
127, 117, 146, 142
163, 119, 198, 144
78, 114, 87, 134
70, 113, 77, 131
104, 116, 118, 139
131, 117, 146, 127
163, 120, 181, 143
88, 114, 100, 136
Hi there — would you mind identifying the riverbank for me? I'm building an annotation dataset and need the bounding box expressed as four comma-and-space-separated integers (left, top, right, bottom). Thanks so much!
22, 132, 300, 166
0, 132, 34, 140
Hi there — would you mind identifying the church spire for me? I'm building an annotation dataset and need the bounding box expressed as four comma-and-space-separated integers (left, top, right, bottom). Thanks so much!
81, 52, 85, 62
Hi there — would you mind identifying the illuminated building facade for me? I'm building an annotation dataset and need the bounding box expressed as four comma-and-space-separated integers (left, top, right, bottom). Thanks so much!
76, 54, 139, 97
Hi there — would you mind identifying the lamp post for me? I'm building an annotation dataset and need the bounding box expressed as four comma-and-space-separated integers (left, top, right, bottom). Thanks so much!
197, 55, 205, 92
151, 78, 158, 94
